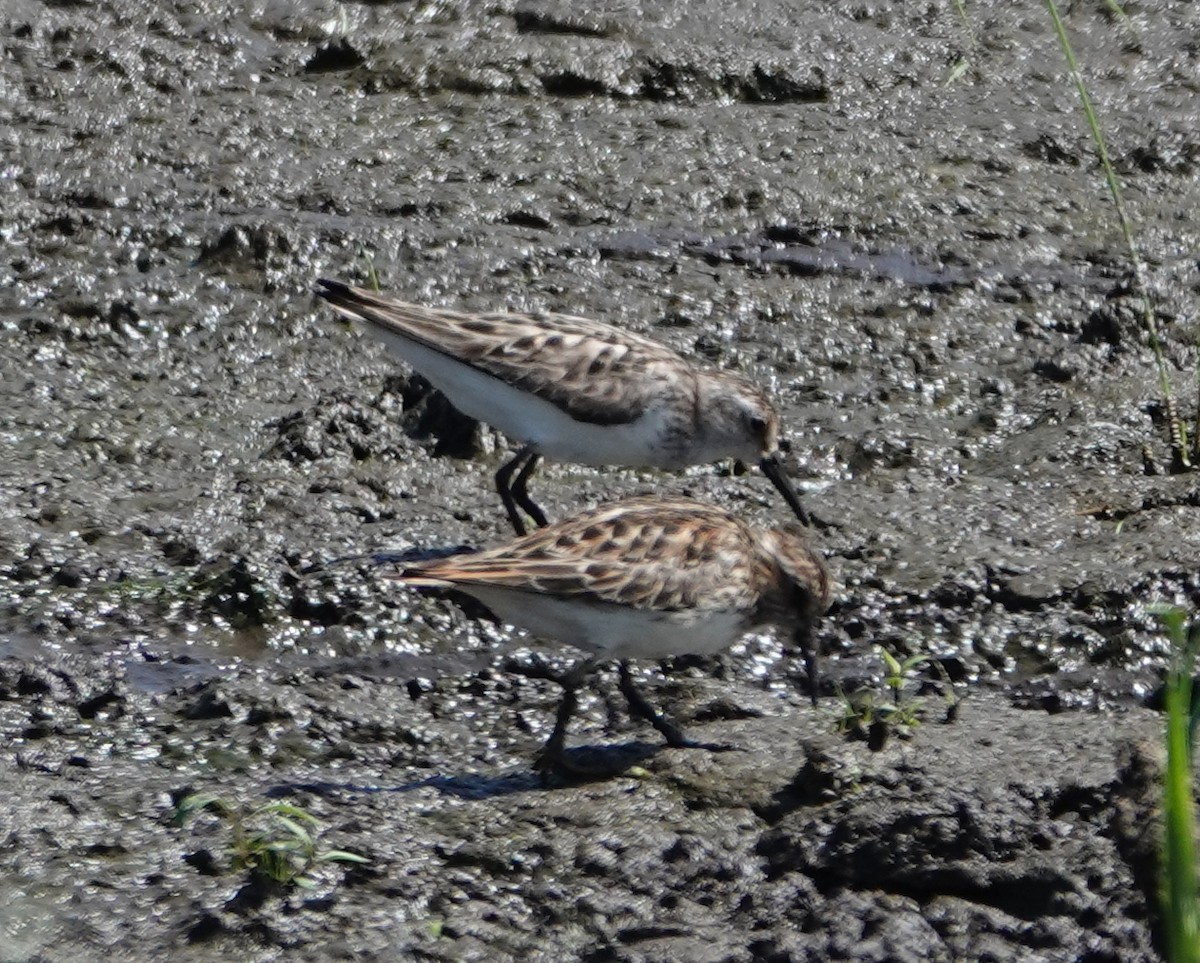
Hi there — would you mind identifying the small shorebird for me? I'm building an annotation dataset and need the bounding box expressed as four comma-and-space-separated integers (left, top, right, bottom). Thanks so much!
316, 279, 811, 535
384, 496, 832, 778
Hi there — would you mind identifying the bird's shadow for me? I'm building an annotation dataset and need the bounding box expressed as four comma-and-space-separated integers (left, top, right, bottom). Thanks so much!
265, 741, 665, 802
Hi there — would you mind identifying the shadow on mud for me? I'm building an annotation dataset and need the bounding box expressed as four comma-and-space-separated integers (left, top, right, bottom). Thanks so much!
265, 742, 666, 800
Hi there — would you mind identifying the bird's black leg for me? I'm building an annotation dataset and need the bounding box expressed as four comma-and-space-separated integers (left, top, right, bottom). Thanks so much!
511, 452, 547, 529
616, 661, 690, 746
535, 686, 579, 775
532, 658, 598, 780
494, 446, 536, 536
617, 662, 740, 752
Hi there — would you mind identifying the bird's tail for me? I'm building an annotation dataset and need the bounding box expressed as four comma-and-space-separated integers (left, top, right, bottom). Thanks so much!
383, 572, 453, 589
314, 278, 377, 320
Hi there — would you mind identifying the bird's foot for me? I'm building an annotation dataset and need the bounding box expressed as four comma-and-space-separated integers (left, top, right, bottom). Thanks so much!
533, 741, 624, 785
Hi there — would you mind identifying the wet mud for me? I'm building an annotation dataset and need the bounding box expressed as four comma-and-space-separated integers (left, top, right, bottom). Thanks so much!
3, 0, 1200, 959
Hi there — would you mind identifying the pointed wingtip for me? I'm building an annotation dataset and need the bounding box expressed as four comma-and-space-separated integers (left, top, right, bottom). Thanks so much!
314, 277, 349, 299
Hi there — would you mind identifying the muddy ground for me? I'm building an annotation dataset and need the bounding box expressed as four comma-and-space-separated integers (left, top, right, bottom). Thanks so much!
3, 0, 1200, 959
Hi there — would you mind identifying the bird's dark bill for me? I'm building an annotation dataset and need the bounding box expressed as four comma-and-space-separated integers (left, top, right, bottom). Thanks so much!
759, 454, 811, 527
794, 624, 821, 706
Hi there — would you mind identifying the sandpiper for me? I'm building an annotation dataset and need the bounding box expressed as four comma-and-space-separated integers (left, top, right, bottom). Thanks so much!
384, 496, 832, 777
316, 279, 812, 535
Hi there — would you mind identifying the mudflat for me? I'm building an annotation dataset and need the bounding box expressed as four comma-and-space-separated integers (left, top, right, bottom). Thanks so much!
3, 1, 1198, 959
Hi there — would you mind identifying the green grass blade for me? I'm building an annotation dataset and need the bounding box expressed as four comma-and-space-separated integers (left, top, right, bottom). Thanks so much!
950, 0, 972, 35
259, 802, 321, 825
1100, 0, 1131, 28
318, 850, 371, 864
271, 815, 315, 846
944, 59, 970, 86
1164, 658, 1200, 962
171, 793, 227, 827
1043, 0, 1188, 467
1152, 606, 1200, 963
263, 839, 308, 854
943, 0, 975, 87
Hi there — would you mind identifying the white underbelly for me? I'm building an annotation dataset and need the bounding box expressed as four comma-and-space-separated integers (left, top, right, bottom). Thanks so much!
368, 329, 678, 467
461, 585, 750, 661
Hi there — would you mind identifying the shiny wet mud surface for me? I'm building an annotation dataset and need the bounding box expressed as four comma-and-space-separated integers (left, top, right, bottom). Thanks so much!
3, 0, 1200, 959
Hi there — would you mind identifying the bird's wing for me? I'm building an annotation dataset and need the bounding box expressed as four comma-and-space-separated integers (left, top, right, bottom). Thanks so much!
316, 279, 692, 426
389, 498, 756, 613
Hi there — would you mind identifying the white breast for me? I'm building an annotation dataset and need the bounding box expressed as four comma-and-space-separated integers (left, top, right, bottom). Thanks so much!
459, 585, 751, 661
370, 329, 682, 468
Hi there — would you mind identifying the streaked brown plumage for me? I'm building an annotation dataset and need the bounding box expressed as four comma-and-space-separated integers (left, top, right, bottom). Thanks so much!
387, 497, 832, 777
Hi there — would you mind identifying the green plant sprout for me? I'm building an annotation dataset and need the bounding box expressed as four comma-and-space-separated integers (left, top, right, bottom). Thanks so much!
835, 687, 924, 746
173, 794, 368, 889
879, 648, 933, 704
835, 646, 945, 749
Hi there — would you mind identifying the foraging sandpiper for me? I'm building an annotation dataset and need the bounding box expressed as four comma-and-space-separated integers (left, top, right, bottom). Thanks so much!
316, 279, 812, 534
385, 496, 832, 777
